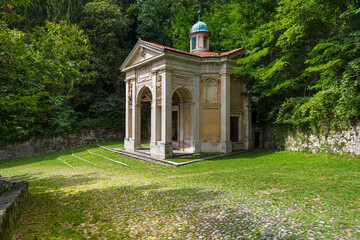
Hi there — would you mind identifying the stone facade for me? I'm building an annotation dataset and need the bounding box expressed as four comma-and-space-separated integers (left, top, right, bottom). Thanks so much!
264, 125, 360, 155
120, 36, 251, 159
0, 128, 122, 161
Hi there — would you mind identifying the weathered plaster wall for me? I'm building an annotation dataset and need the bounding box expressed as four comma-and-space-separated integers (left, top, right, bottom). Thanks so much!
0, 128, 123, 161
264, 125, 360, 155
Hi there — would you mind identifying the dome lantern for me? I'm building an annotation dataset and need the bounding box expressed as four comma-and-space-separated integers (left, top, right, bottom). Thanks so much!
188, 3, 211, 53
188, 21, 211, 53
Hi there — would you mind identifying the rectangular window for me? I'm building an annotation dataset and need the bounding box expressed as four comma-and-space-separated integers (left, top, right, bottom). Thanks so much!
255, 132, 261, 148
203, 36, 208, 49
230, 116, 239, 142
192, 37, 196, 50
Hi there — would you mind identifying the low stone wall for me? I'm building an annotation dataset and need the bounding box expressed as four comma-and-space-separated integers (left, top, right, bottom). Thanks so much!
0, 128, 123, 161
264, 125, 360, 155
0, 177, 28, 240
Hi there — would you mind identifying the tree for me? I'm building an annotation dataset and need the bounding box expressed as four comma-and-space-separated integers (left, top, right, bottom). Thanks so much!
0, 0, 30, 23
80, 0, 131, 95
0, 21, 92, 144
277, 6, 360, 130
236, 0, 359, 131
11, 0, 91, 30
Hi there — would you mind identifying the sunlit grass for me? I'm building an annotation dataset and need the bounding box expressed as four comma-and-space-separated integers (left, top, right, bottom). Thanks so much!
167, 152, 222, 163
1, 142, 359, 239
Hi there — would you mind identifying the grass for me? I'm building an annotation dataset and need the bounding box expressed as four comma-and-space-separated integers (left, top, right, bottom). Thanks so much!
1, 141, 359, 239
167, 152, 222, 163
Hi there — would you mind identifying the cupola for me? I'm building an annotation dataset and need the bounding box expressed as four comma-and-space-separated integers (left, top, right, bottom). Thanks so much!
188, 4, 211, 53
188, 21, 211, 53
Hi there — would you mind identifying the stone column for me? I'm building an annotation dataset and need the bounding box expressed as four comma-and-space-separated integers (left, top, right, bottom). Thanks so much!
159, 69, 173, 159
156, 103, 162, 142
131, 80, 136, 142
125, 80, 130, 140
192, 74, 201, 153
124, 80, 131, 151
242, 93, 252, 150
131, 80, 141, 150
220, 72, 232, 153
179, 103, 184, 150
125, 79, 138, 151
150, 71, 157, 147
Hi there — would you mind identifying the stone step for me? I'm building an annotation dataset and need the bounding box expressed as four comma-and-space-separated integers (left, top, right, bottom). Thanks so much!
114, 148, 160, 161
96, 145, 177, 167
97, 144, 248, 167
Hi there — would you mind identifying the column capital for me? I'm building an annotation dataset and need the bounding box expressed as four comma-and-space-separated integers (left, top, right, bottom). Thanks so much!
163, 68, 174, 74
220, 72, 231, 77
156, 69, 166, 74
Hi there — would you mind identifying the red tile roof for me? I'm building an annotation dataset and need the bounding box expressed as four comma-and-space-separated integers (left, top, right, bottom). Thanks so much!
139, 39, 243, 58
193, 52, 221, 57
220, 48, 244, 56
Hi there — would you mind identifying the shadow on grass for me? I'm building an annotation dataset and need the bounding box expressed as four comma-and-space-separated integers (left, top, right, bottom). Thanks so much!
208, 149, 280, 162
10, 172, 107, 189
12, 172, 297, 239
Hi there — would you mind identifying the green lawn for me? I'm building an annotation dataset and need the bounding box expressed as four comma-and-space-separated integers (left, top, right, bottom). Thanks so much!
1, 141, 359, 239
167, 152, 222, 163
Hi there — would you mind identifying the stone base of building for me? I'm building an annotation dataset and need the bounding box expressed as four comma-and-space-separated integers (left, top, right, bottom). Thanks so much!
192, 141, 234, 153
221, 141, 233, 153
150, 142, 173, 159
124, 138, 141, 151
232, 141, 245, 151
125, 138, 250, 160
242, 139, 253, 150
193, 141, 202, 153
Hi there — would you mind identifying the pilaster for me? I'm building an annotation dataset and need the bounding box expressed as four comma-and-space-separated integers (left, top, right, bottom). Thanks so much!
150, 71, 157, 146
192, 74, 201, 153
124, 79, 133, 151
242, 94, 252, 150
125, 80, 130, 139
220, 72, 232, 153
130, 80, 141, 150
159, 69, 173, 158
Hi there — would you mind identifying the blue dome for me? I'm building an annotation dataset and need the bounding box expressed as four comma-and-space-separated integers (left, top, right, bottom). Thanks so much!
190, 21, 209, 34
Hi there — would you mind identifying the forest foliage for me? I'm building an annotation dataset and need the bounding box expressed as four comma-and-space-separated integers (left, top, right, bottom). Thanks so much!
1, 0, 360, 145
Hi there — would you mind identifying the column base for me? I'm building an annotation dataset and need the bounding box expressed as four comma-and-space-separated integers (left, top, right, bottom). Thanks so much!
193, 140, 201, 153
221, 140, 232, 153
242, 140, 253, 150
152, 142, 173, 159
150, 142, 160, 157
124, 138, 141, 151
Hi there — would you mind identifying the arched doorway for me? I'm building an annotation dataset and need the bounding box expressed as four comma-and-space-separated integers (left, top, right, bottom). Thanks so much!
171, 87, 193, 151
137, 86, 152, 149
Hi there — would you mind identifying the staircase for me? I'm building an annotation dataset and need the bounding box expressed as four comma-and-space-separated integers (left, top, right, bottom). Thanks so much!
96, 144, 177, 167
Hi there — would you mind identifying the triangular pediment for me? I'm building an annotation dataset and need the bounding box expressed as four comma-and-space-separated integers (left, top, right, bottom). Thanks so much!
121, 41, 164, 71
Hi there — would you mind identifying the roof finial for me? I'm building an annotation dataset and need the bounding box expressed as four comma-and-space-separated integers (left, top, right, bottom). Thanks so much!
197, 2, 201, 22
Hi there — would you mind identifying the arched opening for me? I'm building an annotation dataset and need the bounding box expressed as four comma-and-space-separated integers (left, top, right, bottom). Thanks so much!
137, 86, 152, 149
171, 87, 193, 151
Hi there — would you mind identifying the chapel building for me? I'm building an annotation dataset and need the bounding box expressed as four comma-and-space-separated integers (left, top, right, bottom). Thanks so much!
120, 20, 252, 159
